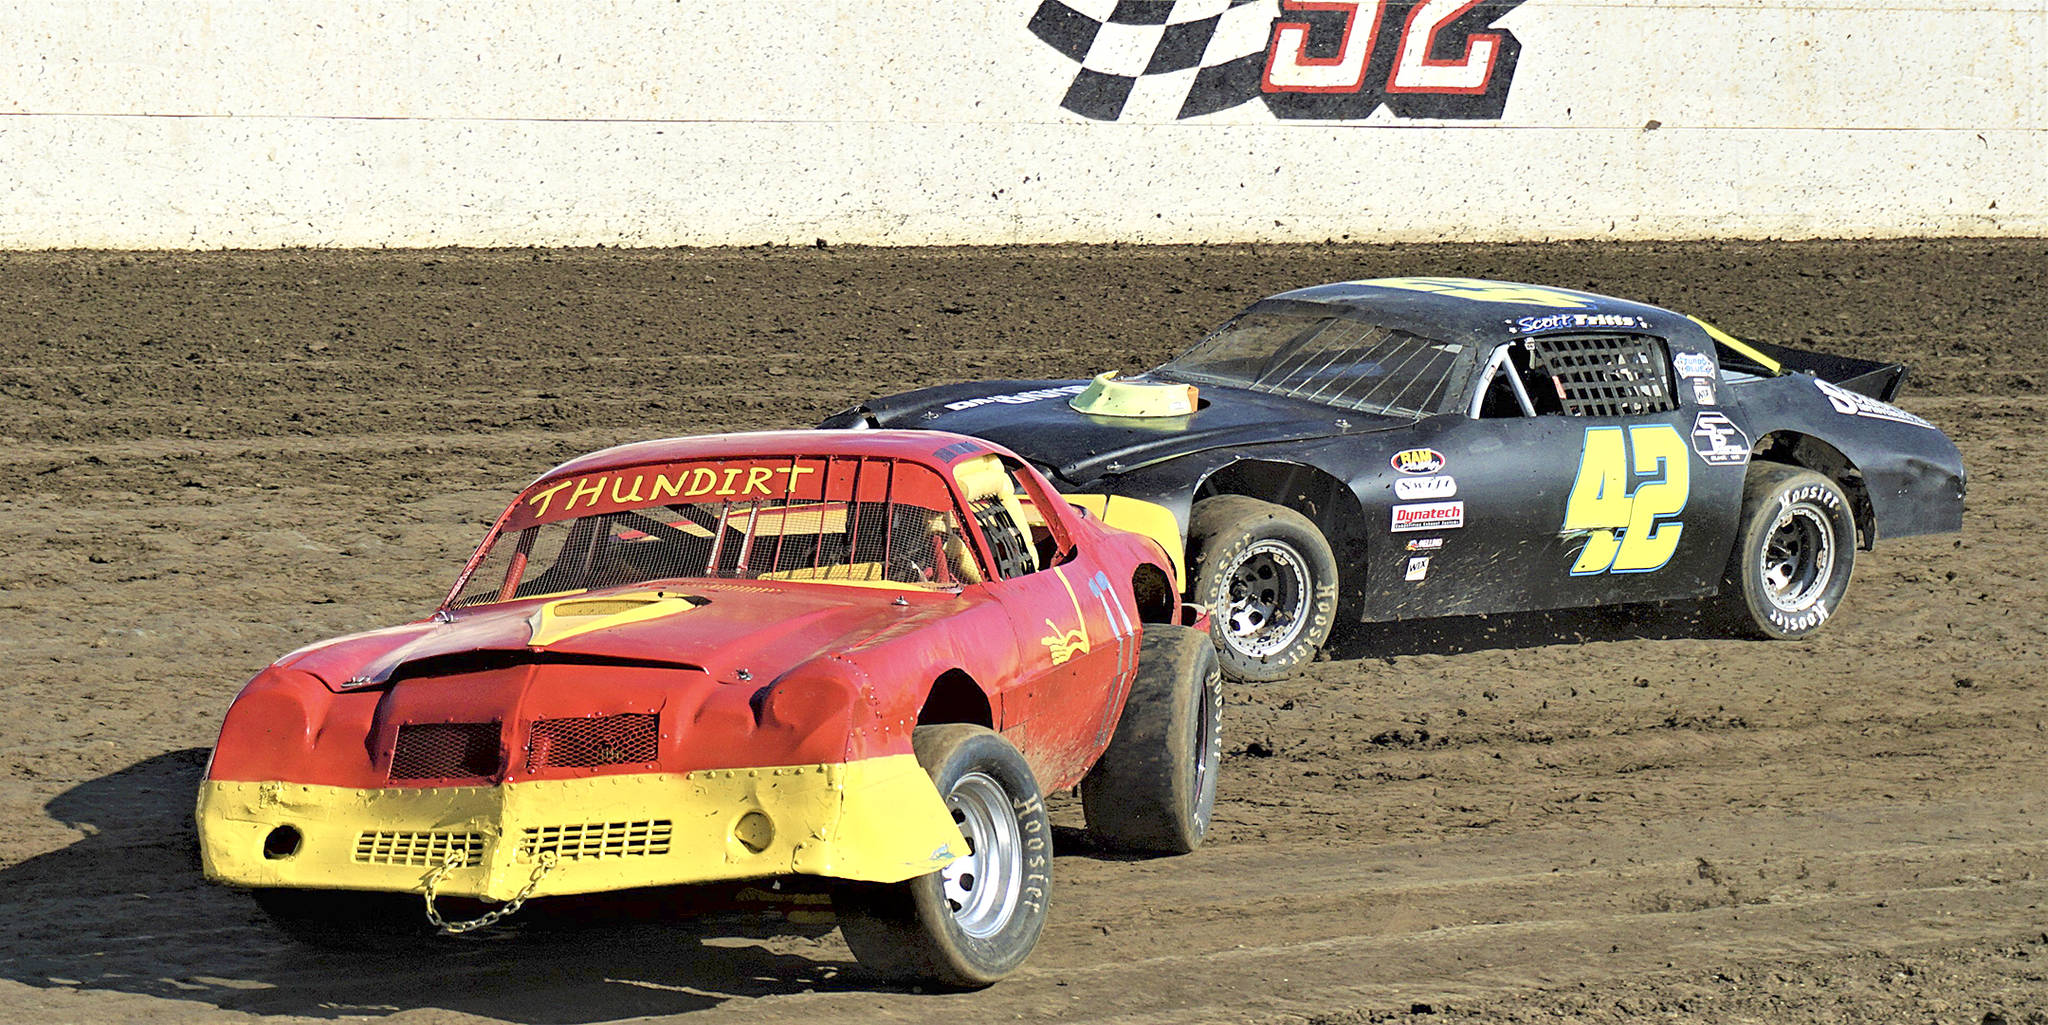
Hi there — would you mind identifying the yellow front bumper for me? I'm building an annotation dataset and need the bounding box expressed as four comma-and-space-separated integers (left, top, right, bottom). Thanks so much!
197, 756, 965, 902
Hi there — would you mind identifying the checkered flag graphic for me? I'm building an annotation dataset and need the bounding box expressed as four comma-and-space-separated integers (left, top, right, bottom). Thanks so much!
1028, 0, 1278, 121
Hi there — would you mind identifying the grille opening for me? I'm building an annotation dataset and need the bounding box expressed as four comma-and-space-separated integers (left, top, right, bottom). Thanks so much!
354, 830, 486, 867
389, 721, 502, 781
520, 820, 673, 861
525, 712, 660, 771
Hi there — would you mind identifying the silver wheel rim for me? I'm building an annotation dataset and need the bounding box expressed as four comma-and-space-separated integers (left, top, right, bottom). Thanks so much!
1222, 539, 1311, 658
940, 771, 1022, 939
1760, 503, 1835, 613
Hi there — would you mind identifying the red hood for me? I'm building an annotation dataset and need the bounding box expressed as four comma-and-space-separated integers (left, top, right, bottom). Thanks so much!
278, 582, 967, 690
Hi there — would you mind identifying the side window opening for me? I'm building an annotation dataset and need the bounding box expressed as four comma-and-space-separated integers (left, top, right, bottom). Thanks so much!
950, 453, 1077, 581
1525, 334, 1677, 417
1472, 343, 1537, 419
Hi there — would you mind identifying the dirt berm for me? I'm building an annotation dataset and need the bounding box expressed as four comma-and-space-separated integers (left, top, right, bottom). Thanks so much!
1, 239, 2043, 1024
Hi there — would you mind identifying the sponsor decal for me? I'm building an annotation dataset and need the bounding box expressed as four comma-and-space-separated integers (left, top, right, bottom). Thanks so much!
1690, 411, 1750, 466
1394, 474, 1457, 500
1405, 536, 1444, 551
1028, 0, 1526, 123
1391, 447, 1446, 474
1812, 378, 1936, 429
1508, 311, 1652, 334
1404, 555, 1431, 582
1692, 377, 1716, 406
943, 383, 1088, 412
521, 462, 819, 525
1673, 351, 1716, 378
1392, 500, 1463, 532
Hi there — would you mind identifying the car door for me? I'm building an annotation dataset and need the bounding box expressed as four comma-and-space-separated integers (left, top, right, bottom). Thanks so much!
955, 455, 1137, 787
1368, 332, 1746, 620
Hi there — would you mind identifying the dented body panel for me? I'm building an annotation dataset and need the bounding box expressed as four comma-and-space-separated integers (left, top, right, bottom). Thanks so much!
199, 430, 1178, 900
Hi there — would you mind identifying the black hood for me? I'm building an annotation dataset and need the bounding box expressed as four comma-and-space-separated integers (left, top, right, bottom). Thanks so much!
845, 378, 1411, 485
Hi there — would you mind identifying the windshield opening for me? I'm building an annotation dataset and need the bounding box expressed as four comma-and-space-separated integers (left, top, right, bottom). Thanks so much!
448, 456, 978, 607
1154, 304, 1468, 417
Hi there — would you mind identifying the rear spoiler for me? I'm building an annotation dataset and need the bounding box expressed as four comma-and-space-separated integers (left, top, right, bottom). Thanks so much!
1736, 339, 1909, 402
1688, 315, 1909, 401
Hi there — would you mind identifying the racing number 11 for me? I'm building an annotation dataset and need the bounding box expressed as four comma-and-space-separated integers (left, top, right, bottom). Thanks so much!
1563, 424, 1689, 575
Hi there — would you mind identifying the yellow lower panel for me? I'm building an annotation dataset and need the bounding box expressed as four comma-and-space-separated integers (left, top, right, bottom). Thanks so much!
196, 756, 964, 902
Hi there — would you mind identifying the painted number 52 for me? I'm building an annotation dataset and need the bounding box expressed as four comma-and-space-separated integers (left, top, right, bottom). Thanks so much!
1563, 424, 1689, 575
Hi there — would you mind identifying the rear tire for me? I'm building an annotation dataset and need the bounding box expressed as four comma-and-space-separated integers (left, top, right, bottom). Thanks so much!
835, 725, 1050, 989
1080, 624, 1222, 856
1187, 496, 1340, 681
1717, 463, 1856, 639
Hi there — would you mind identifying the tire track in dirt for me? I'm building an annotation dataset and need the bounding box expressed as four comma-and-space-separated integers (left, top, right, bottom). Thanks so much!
1, 242, 2043, 1024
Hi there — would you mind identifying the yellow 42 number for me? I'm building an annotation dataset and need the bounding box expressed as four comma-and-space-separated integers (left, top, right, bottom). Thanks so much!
1563, 424, 1690, 575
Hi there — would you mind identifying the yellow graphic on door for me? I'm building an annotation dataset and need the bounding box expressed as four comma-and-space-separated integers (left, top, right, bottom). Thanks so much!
1040, 568, 1093, 666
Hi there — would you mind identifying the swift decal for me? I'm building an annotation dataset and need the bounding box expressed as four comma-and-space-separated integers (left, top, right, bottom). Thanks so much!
1394, 474, 1457, 500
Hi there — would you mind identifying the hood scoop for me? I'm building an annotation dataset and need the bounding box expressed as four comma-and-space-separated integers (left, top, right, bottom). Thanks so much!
528, 591, 709, 648
1068, 372, 1199, 419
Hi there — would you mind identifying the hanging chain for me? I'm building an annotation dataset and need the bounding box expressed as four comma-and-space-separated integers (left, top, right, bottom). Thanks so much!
421, 848, 559, 934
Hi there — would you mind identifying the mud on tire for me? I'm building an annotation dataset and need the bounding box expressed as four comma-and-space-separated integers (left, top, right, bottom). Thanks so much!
835, 724, 1050, 989
1717, 463, 1857, 639
1187, 496, 1340, 681
1080, 624, 1222, 856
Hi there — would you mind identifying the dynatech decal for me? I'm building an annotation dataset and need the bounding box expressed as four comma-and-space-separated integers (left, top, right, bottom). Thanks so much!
1029, 0, 1526, 122
1392, 500, 1463, 532
1394, 474, 1457, 500
1391, 447, 1446, 474
944, 383, 1088, 412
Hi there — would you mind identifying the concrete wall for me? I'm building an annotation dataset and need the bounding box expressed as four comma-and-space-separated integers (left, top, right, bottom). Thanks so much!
1, 1, 2040, 247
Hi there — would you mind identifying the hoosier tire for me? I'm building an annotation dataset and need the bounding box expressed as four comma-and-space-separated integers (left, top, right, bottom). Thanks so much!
835, 724, 1050, 989
1717, 463, 1857, 639
1187, 496, 1340, 681
1080, 624, 1222, 856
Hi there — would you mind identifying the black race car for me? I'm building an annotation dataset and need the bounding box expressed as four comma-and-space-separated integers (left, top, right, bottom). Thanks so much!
823, 278, 1966, 680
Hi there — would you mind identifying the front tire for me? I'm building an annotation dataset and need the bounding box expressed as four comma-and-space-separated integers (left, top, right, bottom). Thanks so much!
1187, 496, 1340, 681
836, 725, 1050, 988
1718, 463, 1856, 639
1080, 624, 1223, 855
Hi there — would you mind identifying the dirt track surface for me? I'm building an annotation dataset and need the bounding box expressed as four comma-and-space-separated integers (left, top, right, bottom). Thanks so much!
2, 240, 2044, 1024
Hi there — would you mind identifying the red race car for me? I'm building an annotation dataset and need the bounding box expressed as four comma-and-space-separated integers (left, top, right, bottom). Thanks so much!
197, 430, 1219, 987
